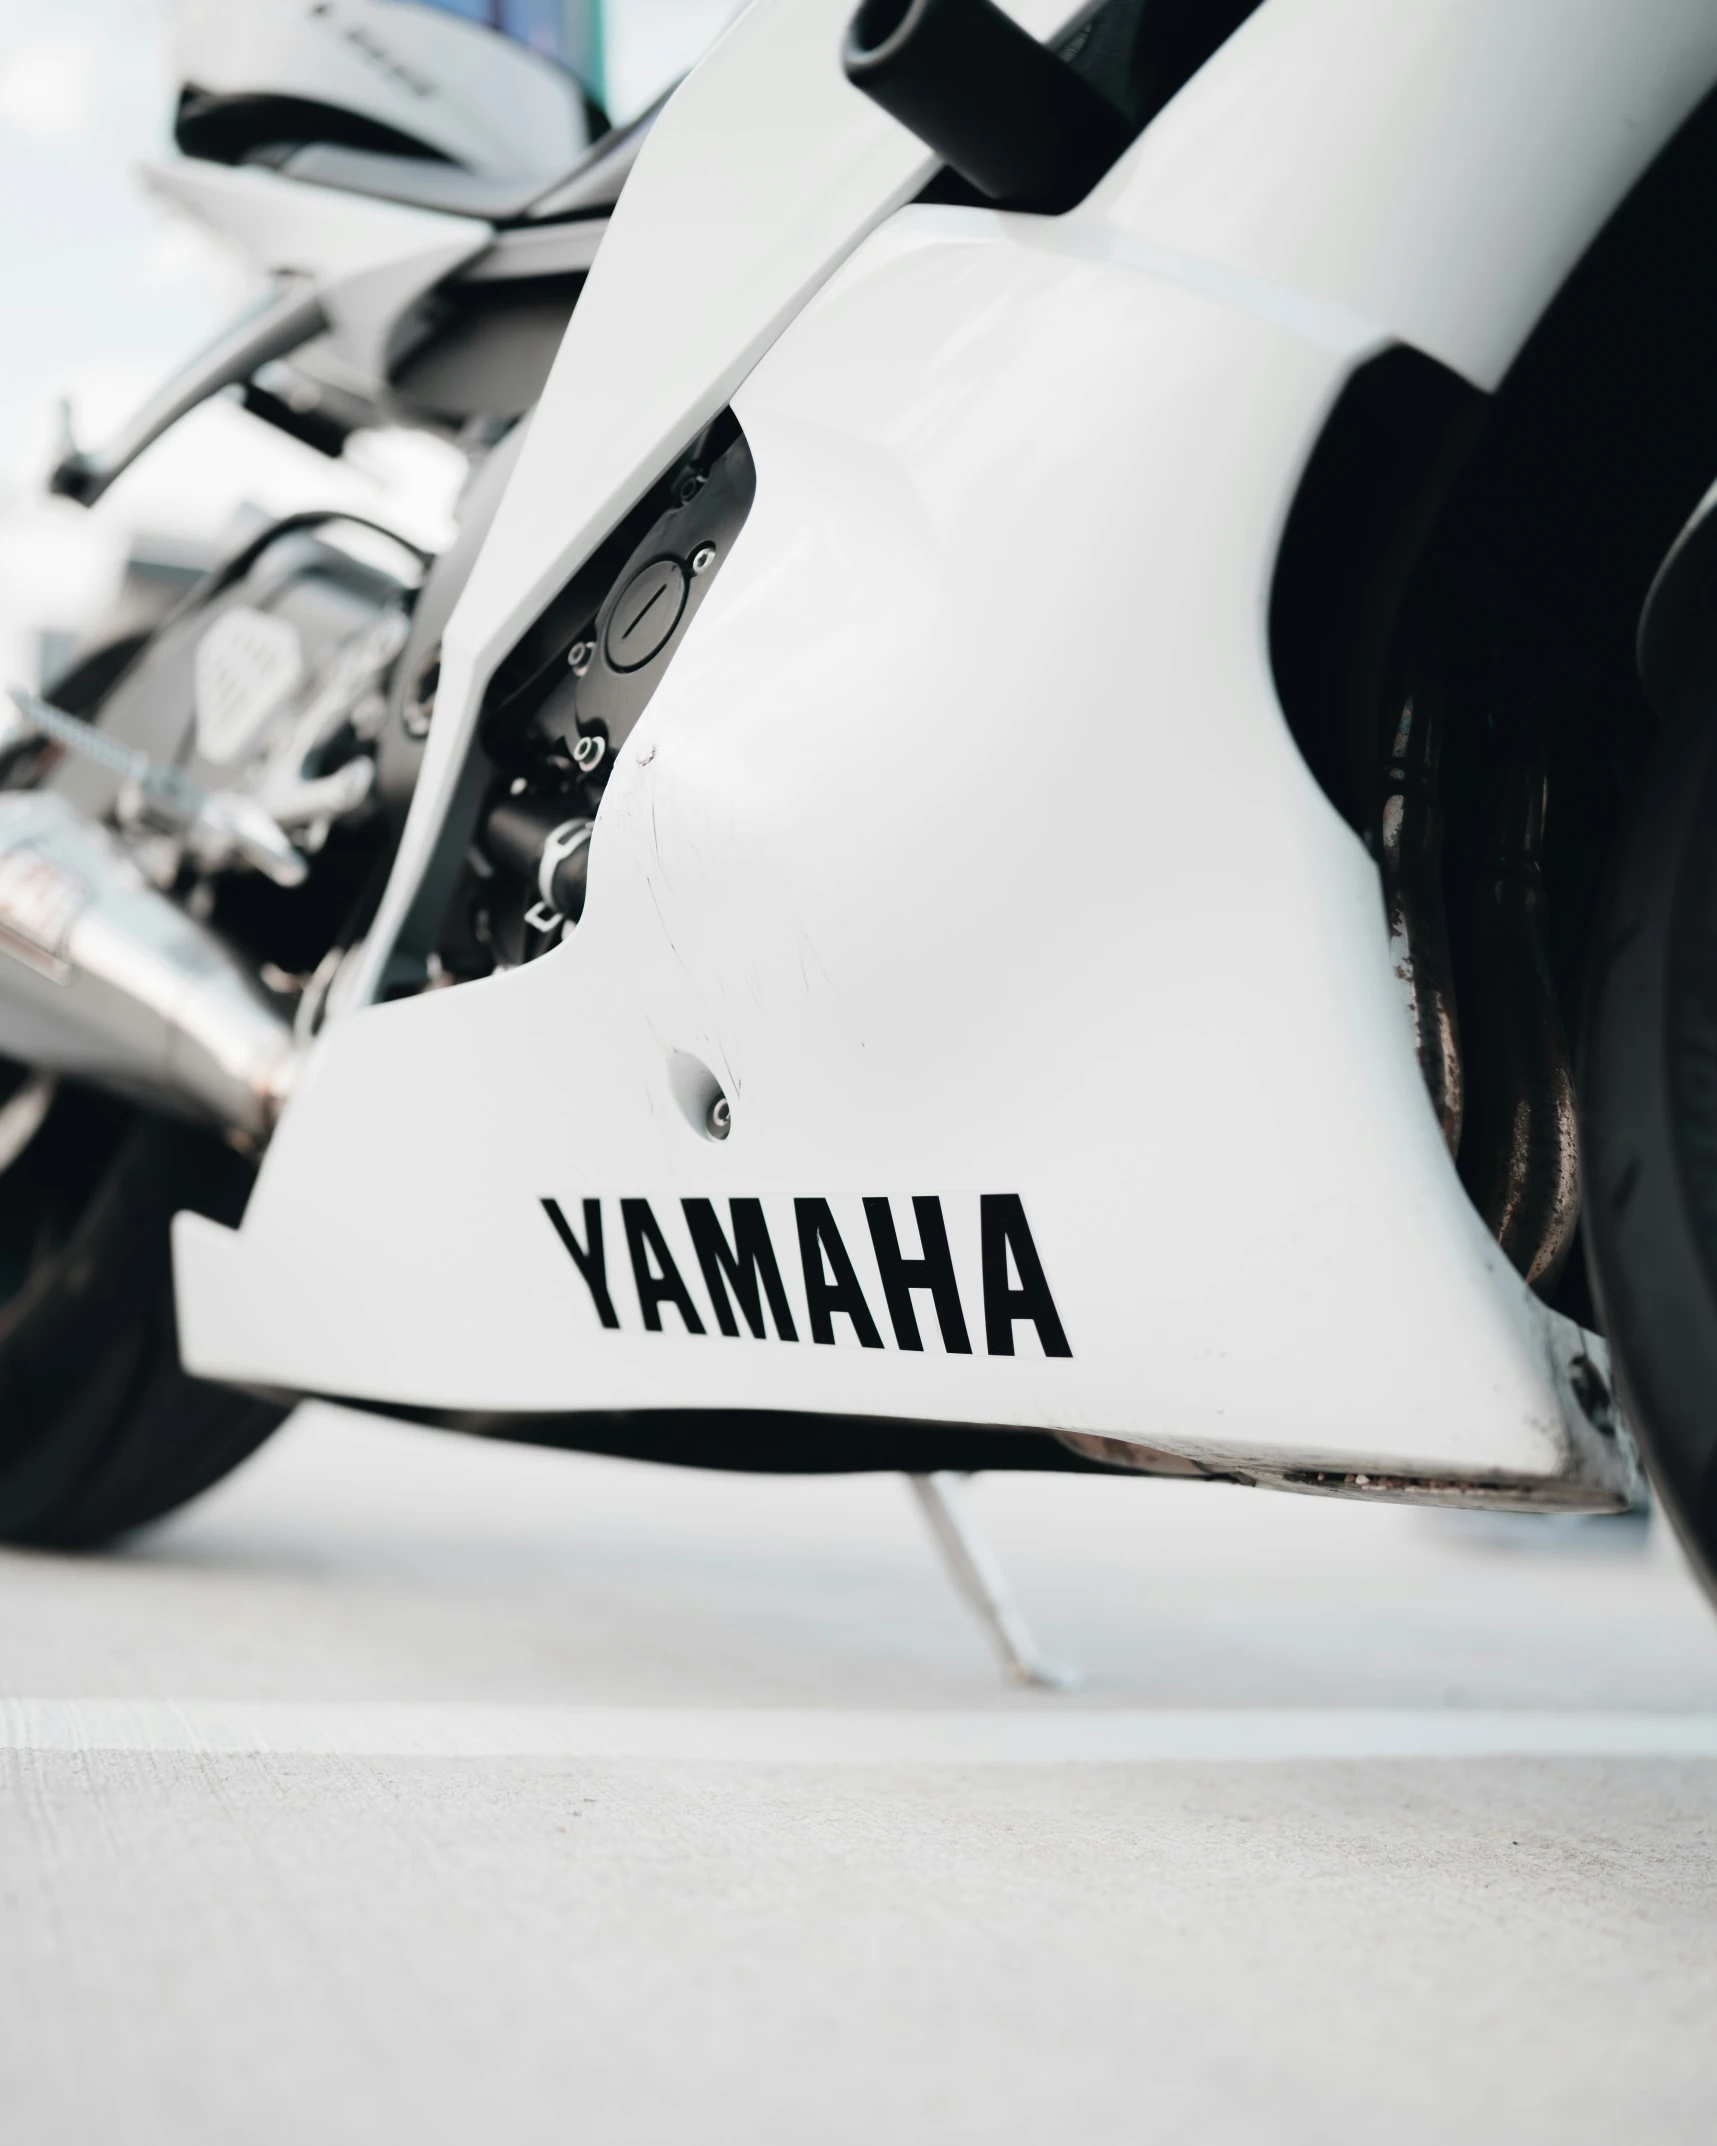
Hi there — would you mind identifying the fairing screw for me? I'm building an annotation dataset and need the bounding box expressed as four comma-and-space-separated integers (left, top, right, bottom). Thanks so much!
707, 1094, 732, 1141
566, 639, 595, 676
572, 733, 606, 774
690, 543, 717, 575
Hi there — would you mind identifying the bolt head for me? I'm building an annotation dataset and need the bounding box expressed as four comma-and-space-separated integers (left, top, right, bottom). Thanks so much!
706, 1094, 731, 1141
691, 544, 717, 576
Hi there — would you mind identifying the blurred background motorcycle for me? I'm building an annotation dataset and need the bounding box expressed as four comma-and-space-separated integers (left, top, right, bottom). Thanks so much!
0, 1, 737, 692
0, 0, 740, 1544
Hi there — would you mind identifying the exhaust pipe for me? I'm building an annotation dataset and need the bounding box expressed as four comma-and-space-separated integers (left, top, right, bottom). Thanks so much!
843, 0, 1129, 213
0, 789, 296, 1139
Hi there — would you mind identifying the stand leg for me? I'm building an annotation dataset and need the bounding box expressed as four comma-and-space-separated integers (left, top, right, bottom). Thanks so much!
907, 1472, 1080, 1691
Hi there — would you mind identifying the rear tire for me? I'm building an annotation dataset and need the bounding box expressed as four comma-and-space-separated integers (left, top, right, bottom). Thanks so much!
0, 1080, 285, 1548
1582, 647, 1717, 1596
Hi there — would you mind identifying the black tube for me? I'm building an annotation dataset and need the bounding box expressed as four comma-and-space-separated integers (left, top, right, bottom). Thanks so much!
483, 798, 593, 922
843, 0, 1130, 213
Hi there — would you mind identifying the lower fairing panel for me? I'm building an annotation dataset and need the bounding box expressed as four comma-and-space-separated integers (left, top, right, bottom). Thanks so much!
177, 207, 1639, 1515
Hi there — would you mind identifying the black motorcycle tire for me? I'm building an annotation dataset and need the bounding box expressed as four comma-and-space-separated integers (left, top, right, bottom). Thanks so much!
0, 1080, 285, 1548
1582, 643, 1717, 1599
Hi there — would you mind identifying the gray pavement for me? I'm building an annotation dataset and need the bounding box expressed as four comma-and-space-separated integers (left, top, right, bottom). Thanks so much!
4, 1405, 1717, 2143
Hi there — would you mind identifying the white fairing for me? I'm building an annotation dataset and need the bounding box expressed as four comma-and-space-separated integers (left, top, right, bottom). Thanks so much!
143, 158, 491, 393
176, 0, 1717, 1496
1083, 0, 1717, 392
172, 0, 590, 180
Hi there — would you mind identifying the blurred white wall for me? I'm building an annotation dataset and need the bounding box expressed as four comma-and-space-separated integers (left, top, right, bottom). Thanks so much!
0, 0, 742, 690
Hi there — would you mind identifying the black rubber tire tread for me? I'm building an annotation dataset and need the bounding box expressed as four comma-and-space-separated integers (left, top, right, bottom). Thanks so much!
0, 1106, 285, 1548
1582, 640, 1717, 1598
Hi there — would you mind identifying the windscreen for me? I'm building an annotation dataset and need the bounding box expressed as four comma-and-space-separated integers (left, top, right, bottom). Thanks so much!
408, 0, 603, 86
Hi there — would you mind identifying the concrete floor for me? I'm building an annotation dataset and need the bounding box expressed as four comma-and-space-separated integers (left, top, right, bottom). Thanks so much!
4, 1406, 1717, 2144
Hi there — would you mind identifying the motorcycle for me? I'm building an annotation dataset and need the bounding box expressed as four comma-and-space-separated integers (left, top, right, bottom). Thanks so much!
7, 0, 1717, 1621
0, 0, 631, 1539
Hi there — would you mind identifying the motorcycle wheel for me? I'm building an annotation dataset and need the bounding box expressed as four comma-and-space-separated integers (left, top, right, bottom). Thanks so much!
0, 1069, 285, 1547
1582, 656, 1717, 1599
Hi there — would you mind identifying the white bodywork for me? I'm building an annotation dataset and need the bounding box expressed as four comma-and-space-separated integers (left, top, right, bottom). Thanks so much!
176, 0, 1717, 1500
144, 157, 493, 399
172, 0, 592, 181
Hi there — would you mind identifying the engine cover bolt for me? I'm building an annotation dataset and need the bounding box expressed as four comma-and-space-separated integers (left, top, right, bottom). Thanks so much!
572, 734, 606, 774
691, 543, 717, 575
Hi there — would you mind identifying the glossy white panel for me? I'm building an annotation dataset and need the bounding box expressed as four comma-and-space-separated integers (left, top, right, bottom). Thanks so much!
179, 205, 1612, 1493
1081, 0, 1717, 389
344, 0, 1086, 1010
143, 159, 491, 388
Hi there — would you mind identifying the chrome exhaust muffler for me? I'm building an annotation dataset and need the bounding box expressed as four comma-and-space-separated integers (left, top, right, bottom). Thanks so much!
0, 788, 296, 1139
